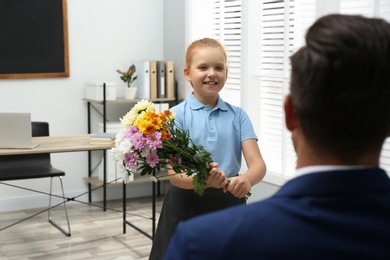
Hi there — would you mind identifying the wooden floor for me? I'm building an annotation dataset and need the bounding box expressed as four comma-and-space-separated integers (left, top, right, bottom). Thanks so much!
0, 196, 164, 260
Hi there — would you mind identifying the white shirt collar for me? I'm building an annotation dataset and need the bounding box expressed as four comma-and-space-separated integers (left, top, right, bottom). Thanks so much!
294, 165, 373, 178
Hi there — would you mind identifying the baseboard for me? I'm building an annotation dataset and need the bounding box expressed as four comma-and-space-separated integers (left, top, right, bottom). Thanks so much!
0, 182, 168, 212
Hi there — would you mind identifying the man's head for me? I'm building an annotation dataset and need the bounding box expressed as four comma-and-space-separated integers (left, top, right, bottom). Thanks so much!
287, 14, 390, 164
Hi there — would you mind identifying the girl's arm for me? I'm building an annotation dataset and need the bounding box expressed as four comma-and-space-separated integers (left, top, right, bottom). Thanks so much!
226, 138, 266, 198
169, 162, 228, 190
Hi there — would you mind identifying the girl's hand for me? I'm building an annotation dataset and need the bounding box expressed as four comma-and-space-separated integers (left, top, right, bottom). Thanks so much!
204, 162, 228, 189
225, 176, 252, 199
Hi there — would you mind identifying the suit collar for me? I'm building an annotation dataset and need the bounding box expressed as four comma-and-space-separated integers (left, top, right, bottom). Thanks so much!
276, 168, 390, 197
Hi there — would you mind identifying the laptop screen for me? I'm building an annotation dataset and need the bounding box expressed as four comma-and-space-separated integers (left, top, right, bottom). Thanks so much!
0, 112, 38, 149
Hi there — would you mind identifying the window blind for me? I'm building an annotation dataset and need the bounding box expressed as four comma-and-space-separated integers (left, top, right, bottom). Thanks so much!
189, 0, 390, 184
256, 0, 314, 181
210, 0, 242, 106
187, 0, 242, 106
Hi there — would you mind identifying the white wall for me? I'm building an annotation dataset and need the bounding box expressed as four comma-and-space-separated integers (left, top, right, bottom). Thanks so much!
0, 0, 278, 212
0, 0, 165, 211
164, 0, 187, 100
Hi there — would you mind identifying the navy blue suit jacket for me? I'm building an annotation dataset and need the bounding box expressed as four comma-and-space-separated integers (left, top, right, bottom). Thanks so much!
165, 168, 390, 260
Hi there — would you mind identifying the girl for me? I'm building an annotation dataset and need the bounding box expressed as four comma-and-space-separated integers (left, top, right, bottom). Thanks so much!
149, 38, 266, 259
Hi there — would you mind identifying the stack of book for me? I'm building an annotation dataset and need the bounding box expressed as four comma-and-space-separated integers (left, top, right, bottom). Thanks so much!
89, 132, 116, 145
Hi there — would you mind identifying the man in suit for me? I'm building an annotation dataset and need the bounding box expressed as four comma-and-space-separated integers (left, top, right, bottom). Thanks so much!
164, 14, 390, 259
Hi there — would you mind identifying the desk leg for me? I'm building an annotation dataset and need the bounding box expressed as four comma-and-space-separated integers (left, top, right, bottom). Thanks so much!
103, 150, 106, 211
122, 180, 152, 239
152, 169, 156, 239
88, 150, 92, 203
102, 85, 107, 211
87, 102, 92, 203
157, 181, 161, 196
122, 173, 156, 239
123, 181, 126, 234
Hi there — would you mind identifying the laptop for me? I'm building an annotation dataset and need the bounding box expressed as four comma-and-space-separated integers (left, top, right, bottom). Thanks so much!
0, 112, 39, 149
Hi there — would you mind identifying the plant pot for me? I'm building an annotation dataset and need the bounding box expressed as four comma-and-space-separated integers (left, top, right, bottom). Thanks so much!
124, 87, 137, 100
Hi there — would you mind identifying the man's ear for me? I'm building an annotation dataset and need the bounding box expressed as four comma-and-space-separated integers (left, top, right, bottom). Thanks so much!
284, 94, 298, 131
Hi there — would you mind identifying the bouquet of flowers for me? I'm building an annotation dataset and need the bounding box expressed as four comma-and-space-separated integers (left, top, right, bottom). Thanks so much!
111, 99, 214, 196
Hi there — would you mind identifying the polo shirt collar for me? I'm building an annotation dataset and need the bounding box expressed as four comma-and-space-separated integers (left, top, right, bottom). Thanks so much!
188, 92, 228, 111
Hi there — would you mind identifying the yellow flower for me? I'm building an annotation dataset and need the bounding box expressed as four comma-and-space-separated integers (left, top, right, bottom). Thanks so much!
134, 111, 164, 135
120, 99, 155, 129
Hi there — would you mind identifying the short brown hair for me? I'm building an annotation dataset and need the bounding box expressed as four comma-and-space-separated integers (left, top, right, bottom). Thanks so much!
290, 14, 390, 163
185, 38, 227, 69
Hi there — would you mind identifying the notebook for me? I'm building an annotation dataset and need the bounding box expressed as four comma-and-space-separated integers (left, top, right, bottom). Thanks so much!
0, 112, 39, 149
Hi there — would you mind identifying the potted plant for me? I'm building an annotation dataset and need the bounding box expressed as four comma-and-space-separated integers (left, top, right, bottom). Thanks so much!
117, 64, 138, 99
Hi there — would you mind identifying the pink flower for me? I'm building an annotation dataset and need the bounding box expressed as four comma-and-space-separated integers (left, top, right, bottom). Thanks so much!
169, 155, 182, 165
132, 132, 146, 150
146, 131, 163, 150
124, 152, 137, 168
125, 126, 139, 139
146, 152, 159, 168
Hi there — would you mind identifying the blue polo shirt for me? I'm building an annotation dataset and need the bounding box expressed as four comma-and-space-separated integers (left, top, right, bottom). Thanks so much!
170, 93, 258, 177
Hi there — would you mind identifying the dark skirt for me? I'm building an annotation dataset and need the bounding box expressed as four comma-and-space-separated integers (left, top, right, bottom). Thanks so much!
149, 184, 246, 260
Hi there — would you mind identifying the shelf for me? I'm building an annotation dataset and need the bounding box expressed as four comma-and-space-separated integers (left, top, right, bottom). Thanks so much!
82, 98, 176, 104
84, 171, 170, 186
84, 82, 178, 237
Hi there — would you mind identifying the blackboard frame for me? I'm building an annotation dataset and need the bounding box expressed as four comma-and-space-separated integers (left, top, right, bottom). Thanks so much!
0, 0, 69, 79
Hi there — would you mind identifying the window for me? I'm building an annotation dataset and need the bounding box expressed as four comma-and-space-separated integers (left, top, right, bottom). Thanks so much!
188, 0, 243, 106
188, 0, 390, 186
252, 0, 317, 185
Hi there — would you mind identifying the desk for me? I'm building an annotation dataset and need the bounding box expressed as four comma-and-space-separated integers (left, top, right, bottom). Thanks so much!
0, 134, 160, 238
0, 134, 112, 155
0, 134, 113, 209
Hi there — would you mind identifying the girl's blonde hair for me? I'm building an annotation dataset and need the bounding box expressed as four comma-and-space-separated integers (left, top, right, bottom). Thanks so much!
185, 38, 228, 69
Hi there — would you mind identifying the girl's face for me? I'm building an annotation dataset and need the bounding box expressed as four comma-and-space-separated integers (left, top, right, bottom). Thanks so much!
184, 47, 228, 105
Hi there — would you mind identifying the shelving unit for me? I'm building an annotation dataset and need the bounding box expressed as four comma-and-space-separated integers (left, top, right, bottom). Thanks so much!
83, 82, 178, 238
83, 172, 170, 187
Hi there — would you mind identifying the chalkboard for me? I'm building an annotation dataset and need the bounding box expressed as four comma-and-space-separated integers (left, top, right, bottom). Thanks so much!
0, 0, 69, 79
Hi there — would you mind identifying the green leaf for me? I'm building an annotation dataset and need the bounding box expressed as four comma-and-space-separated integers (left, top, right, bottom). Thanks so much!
192, 175, 207, 196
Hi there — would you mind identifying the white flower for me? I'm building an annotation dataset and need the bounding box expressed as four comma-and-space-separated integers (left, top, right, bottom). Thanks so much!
119, 100, 155, 129
120, 111, 137, 129
150, 176, 159, 183
120, 167, 131, 183
114, 128, 126, 144
140, 146, 151, 158
110, 129, 128, 162
133, 99, 155, 114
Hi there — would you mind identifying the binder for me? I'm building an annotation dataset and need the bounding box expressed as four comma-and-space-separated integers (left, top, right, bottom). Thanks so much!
157, 61, 166, 98
165, 60, 175, 99
131, 61, 150, 99
150, 61, 158, 99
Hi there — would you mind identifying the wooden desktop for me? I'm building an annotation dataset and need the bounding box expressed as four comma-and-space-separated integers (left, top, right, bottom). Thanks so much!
0, 134, 112, 156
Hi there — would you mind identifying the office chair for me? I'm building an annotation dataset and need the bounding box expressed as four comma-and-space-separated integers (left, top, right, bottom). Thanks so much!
0, 122, 71, 236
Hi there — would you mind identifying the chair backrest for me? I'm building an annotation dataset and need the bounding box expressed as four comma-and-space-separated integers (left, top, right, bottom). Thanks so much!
32, 121, 49, 137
